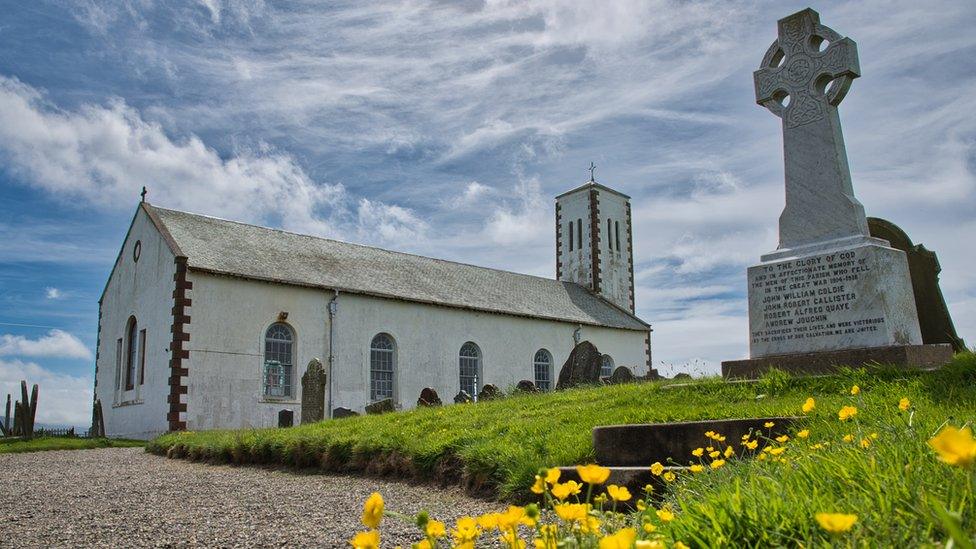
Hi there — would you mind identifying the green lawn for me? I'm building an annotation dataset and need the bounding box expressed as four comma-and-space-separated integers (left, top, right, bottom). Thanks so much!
0, 436, 145, 454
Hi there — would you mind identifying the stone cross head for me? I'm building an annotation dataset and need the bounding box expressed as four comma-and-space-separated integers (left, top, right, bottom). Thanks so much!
754, 8, 860, 128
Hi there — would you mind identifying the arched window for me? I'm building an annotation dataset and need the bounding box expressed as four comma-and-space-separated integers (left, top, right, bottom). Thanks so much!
124, 316, 138, 390
533, 349, 552, 391
459, 342, 481, 397
264, 323, 294, 398
370, 333, 396, 401
601, 354, 614, 378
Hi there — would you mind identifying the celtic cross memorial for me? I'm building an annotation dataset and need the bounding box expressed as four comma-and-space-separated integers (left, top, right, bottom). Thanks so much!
722, 9, 952, 378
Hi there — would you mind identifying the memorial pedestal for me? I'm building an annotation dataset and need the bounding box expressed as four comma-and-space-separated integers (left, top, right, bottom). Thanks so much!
722, 343, 953, 379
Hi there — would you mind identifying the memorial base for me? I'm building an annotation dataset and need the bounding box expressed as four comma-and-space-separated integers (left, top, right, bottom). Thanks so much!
721, 343, 953, 380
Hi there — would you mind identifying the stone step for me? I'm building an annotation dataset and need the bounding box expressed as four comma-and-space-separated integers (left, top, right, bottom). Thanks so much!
593, 416, 801, 467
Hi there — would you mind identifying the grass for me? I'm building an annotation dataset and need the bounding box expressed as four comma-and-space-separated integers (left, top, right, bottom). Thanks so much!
0, 436, 145, 454
149, 352, 976, 545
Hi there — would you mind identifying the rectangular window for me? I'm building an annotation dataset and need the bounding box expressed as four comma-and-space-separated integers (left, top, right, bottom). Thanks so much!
577, 219, 582, 249
607, 218, 612, 250
115, 338, 123, 391
138, 329, 147, 385
568, 222, 574, 251
615, 221, 621, 252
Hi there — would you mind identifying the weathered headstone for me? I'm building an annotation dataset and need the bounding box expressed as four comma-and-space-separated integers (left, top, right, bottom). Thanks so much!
277, 409, 294, 428
333, 407, 358, 419
868, 218, 967, 352
453, 390, 472, 404
90, 399, 106, 438
555, 341, 603, 390
1, 394, 10, 437
477, 384, 502, 401
365, 398, 395, 415
515, 380, 539, 393
300, 358, 327, 425
417, 387, 442, 407
722, 9, 952, 378
609, 366, 636, 384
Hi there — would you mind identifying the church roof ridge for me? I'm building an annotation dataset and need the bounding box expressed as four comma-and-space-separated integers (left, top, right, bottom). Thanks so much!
554, 180, 631, 200
143, 204, 649, 331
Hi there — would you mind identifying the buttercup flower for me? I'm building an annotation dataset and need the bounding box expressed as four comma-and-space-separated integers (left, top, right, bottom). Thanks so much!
650, 462, 665, 476
711, 459, 726, 469
843, 434, 854, 443
899, 398, 910, 411
598, 527, 636, 549
673, 542, 690, 549
634, 540, 664, 549
641, 522, 656, 534
551, 480, 583, 501
928, 425, 976, 468
662, 471, 676, 482
606, 484, 632, 502
860, 438, 871, 449
838, 406, 858, 421
452, 516, 480, 544
636, 500, 647, 511
689, 464, 704, 473
553, 503, 588, 522
744, 440, 759, 450
776, 435, 789, 443
802, 397, 816, 413
426, 519, 446, 538
576, 464, 611, 485
850, 385, 860, 395
816, 512, 858, 535
477, 512, 500, 530
545, 467, 561, 485
497, 506, 528, 530
797, 429, 810, 439
768, 447, 785, 456
361, 492, 384, 529
692, 447, 704, 457
531, 475, 546, 494
724, 446, 735, 458
643, 484, 654, 494
349, 530, 380, 549
656, 508, 675, 522
764, 421, 775, 428
709, 450, 720, 459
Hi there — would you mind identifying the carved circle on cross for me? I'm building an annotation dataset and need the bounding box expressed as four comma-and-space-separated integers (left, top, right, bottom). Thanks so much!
753, 10, 860, 129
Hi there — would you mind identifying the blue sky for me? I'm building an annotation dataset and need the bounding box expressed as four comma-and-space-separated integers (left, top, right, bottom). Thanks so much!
1, 1, 974, 426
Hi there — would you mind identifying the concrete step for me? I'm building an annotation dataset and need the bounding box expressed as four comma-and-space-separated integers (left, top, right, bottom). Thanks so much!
593, 416, 801, 467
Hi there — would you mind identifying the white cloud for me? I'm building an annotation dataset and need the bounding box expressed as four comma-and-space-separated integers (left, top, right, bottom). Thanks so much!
45, 287, 62, 299
0, 359, 92, 427
0, 330, 93, 360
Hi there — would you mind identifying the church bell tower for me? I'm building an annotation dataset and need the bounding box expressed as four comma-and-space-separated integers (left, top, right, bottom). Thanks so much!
555, 167, 635, 313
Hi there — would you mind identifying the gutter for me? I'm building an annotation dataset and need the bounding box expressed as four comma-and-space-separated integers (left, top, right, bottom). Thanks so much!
327, 290, 339, 418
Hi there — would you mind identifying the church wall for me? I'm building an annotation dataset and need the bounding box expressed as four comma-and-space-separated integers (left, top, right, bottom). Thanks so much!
95, 208, 176, 439
331, 292, 649, 413
557, 190, 593, 287
597, 191, 632, 312
183, 274, 330, 431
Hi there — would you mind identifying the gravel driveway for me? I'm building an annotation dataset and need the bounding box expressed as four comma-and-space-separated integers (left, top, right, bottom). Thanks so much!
0, 447, 503, 548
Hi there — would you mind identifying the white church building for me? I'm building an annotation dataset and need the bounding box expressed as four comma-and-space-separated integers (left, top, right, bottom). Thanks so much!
93, 179, 652, 439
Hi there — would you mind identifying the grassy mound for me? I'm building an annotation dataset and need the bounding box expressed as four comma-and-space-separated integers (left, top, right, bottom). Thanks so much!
0, 436, 144, 454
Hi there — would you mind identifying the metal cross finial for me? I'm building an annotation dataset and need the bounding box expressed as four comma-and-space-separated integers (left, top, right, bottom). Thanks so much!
588, 162, 596, 182
140, 186, 148, 203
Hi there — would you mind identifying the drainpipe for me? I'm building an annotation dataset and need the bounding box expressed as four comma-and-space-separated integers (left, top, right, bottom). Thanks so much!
327, 290, 339, 418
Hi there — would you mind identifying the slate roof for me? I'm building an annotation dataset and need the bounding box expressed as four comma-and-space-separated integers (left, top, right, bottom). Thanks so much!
143, 205, 649, 331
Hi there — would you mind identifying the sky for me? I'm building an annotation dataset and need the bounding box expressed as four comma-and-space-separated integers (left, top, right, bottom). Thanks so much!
0, 1, 974, 427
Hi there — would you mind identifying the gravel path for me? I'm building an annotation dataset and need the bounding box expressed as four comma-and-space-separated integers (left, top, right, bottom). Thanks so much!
0, 447, 504, 548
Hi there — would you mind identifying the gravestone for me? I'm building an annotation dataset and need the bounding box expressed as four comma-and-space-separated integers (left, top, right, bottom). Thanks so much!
515, 380, 539, 393
453, 390, 472, 404
300, 358, 327, 425
90, 399, 105, 438
722, 9, 952, 378
868, 218, 967, 352
478, 384, 502, 401
417, 387, 442, 407
365, 398, 395, 415
555, 341, 603, 390
609, 366, 636, 384
277, 409, 294, 428
333, 407, 358, 419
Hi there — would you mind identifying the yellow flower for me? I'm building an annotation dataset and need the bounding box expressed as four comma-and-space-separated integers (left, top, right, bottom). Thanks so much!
842, 434, 854, 443
553, 503, 588, 522
361, 492, 384, 529
656, 508, 675, 522
674, 542, 690, 549
797, 429, 810, 439
598, 528, 636, 549
531, 475, 546, 494
593, 493, 608, 506
576, 464, 611, 485
860, 438, 871, 449
497, 506, 527, 530
810, 443, 824, 450
757, 453, 767, 461
641, 522, 656, 534
710, 459, 726, 469
776, 435, 789, 443
768, 447, 785, 456
705, 446, 714, 452
870, 432, 878, 440
650, 462, 665, 476
928, 426, 976, 468
545, 467, 561, 484
815, 512, 858, 534
606, 484, 632, 502
741, 433, 751, 441
744, 440, 758, 450
636, 500, 647, 511
643, 484, 654, 494
850, 385, 860, 395
663, 471, 676, 482
898, 397, 910, 411
704, 430, 715, 439
802, 397, 816, 413
477, 512, 500, 531
634, 540, 665, 549
414, 539, 433, 549
426, 519, 446, 538
708, 450, 720, 459
724, 446, 735, 458
764, 421, 775, 428
838, 406, 858, 421
689, 464, 704, 473
550, 480, 583, 501
716, 435, 726, 442
452, 516, 480, 544
499, 530, 526, 549
691, 447, 704, 457
349, 530, 380, 549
